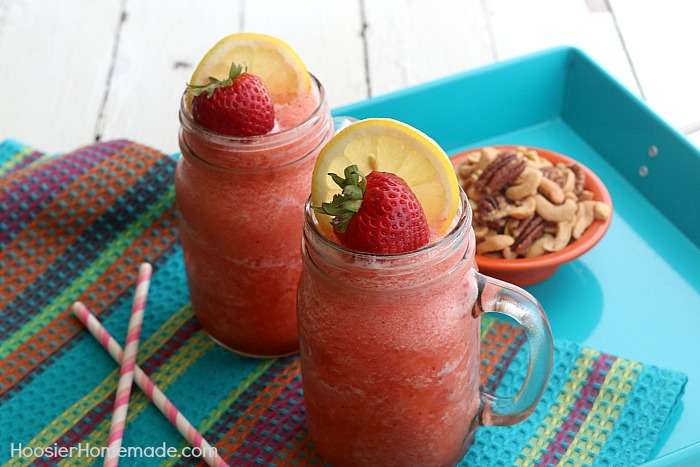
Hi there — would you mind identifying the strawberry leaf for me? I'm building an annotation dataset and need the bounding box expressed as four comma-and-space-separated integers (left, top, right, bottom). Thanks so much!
312, 165, 367, 233
342, 184, 363, 201
187, 62, 246, 97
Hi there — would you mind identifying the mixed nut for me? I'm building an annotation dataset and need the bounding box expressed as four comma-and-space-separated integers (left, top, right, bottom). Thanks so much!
456, 146, 611, 259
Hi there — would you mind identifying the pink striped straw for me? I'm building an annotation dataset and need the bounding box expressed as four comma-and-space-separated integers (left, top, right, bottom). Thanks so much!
70, 302, 229, 467
104, 262, 152, 466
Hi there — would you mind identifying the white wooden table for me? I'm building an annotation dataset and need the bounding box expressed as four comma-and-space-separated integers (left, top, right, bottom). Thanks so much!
1, 0, 699, 155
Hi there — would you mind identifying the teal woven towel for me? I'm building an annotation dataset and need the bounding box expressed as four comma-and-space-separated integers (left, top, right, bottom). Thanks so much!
0, 139, 688, 466
469, 324, 687, 466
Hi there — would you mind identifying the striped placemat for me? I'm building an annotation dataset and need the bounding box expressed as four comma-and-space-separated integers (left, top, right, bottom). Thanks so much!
0, 139, 687, 466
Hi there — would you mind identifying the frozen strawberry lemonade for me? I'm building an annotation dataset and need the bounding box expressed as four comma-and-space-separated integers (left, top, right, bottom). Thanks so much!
175, 33, 333, 357
299, 200, 480, 467
297, 119, 480, 466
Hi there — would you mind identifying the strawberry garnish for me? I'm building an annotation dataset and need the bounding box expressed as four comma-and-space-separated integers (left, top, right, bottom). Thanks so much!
313, 165, 430, 254
187, 62, 275, 136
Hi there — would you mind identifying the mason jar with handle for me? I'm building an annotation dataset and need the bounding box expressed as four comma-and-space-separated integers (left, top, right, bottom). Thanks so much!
297, 188, 553, 467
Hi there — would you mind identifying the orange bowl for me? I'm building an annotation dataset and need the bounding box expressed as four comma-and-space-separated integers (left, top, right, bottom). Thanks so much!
451, 145, 613, 287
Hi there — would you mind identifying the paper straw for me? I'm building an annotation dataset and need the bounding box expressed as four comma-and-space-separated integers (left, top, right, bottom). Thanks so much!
104, 262, 152, 467
70, 302, 229, 467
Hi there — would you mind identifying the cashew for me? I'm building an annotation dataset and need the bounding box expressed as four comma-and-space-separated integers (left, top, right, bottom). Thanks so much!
565, 191, 578, 202
502, 247, 519, 259
522, 148, 539, 163
572, 201, 595, 239
544, 223, 558, 235
504, 218, 520, 237
543, 221, 573, 252
594, 201, 611, 221
507, 196, 536, 219
476, 234, 514, 254
562, 169, 576, 193
457, 163, 475, 179
535, 195, 577, 222
466, 185, 483, 202
476, 147, 499, 170
506, 168, 542, 200
580, 190, 594, 201
465, 150, 482, 164
473, 224, 489, 242
525, 234, 554, 258
538, 177, 565, 205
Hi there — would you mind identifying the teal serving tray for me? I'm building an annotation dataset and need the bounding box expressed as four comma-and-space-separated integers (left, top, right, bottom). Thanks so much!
333, 47, 700, 465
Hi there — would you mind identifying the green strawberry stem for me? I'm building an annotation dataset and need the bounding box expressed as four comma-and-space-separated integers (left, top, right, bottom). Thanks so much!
312, 165, 367, 233
187, 62, 246, 98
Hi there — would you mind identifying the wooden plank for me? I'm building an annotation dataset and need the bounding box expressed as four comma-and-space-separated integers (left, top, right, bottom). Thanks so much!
608, 0, 700, 133
363, 0, 494, 98
0, 0, 121, 152
485, 0, 640, 95
243, 0, 366, 109
98, 0, 243, 154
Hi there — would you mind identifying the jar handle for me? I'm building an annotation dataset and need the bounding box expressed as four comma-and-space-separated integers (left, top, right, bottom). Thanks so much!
473, 270, 553, 426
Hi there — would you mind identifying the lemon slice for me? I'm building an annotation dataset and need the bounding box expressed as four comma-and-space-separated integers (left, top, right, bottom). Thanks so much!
189, 33, 310, 107
312, 118, 460, 234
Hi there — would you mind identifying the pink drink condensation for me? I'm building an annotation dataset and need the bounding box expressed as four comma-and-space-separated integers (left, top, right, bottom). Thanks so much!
177, 76, 333, 357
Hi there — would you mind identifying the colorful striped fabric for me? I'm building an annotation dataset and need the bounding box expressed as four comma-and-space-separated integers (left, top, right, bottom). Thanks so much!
0, 140, 687, 466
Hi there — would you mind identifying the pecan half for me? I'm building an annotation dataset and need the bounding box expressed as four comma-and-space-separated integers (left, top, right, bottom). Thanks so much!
477, 195, 508, 228
569, 163, 586, 194
475, 152, 526, 194
512, 215, 547, 256
476, 195, 508, 219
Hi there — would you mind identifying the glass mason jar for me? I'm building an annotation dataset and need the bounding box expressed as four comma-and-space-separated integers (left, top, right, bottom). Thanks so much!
297, 189, 553, 466
176, 75, 333, 358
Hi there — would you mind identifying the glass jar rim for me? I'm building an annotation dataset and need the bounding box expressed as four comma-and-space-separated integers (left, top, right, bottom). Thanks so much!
179, 73, 331, 172
303, 187, 473, 262
179, 73, 326, 146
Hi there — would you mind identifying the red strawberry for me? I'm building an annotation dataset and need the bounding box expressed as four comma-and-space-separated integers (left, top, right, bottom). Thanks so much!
188, 62, 275, 136
313, 165, 430, 254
